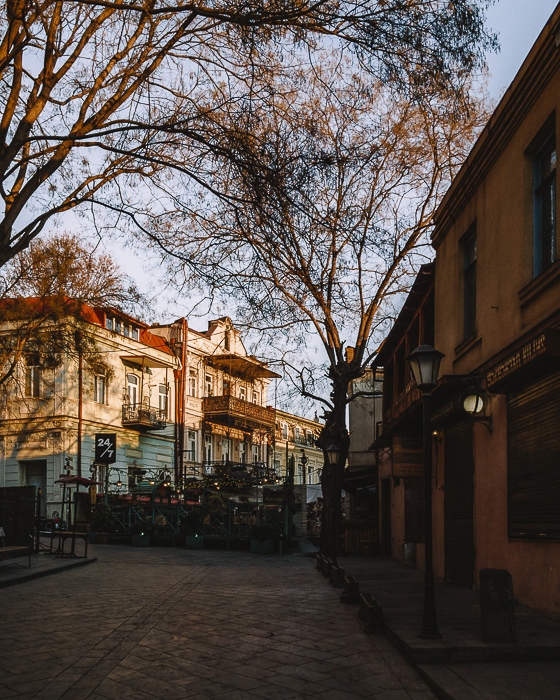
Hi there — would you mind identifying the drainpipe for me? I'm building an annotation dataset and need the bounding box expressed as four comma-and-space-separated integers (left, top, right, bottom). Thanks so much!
75, 330, 83, 479
174, 318, 188, 487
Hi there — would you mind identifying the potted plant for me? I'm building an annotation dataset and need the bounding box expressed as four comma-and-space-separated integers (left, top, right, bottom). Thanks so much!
180, 509, 204, 549
250, 523, 278, 554
131, 517, 152, 547
89, 503, 114, 544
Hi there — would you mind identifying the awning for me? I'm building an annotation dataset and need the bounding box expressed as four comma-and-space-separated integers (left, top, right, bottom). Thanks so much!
206, 353, 281, 379
55, 476, 101, 487
120, 354, 176, 369
342, 467, 377, 492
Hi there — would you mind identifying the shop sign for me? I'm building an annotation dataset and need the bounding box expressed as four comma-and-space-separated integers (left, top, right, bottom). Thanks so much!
487, 334, 547, 388
94, 433, 117, 464
392, 435, 423, 477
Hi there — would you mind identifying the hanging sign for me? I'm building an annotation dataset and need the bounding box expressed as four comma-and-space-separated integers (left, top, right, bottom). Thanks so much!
95, 433, 117, 464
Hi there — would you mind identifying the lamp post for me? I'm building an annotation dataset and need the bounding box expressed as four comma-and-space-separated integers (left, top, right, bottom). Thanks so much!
407, 344, 444, 640
325, 443, 341, 563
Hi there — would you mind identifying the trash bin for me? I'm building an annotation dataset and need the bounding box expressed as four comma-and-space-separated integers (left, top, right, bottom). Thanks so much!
403, 542, 416, 563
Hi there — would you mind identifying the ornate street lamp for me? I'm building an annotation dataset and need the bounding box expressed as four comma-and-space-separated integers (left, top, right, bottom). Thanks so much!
325, 444, 340, 467
407, 344, 444, 639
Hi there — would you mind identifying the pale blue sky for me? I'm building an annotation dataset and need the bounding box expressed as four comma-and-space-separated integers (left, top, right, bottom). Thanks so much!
485, 0, 559, 100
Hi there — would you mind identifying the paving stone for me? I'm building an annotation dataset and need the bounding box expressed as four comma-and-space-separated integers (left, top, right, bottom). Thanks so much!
0, 546, 437, 700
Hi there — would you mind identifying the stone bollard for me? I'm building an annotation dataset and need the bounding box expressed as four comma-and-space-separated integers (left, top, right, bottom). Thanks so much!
358, 593, 383, 633
329, 565, 345, 588
479, 568, 516, 643
340, 575, 360, 604
323, 558, 334, 579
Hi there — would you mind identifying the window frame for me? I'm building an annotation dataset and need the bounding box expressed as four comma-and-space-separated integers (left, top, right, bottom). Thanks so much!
187, 430, 197, 462
24, 354, 41, 398
158, 384, 168, 416
94, 374, 107, 404
127, 373, 138, 405
188, 370, 197, 397
462, 225, 477, 339
532, 121, 557, 277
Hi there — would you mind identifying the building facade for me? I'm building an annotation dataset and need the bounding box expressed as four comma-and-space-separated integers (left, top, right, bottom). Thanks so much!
376, 4, 560, 617
273, 409, 323, 486
430, 5, 560, 615
373, 264, 434, 560
0, 306, 280, 524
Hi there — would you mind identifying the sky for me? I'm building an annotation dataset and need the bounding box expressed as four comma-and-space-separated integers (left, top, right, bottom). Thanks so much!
485, 0, 559, 101
96, 0, 560, 326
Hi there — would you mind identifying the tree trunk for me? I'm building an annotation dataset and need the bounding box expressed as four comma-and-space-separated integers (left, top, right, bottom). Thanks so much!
318, 375, 350, 563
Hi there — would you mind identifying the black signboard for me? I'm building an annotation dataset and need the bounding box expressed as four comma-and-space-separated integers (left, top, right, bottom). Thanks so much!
94, 433, 117, 464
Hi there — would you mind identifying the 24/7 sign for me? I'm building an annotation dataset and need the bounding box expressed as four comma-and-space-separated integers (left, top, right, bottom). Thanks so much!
95, 434, 117, 464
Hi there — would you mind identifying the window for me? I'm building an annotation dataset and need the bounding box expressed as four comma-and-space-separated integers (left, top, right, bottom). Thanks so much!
105, 317, 113, 331
131, 327, 139, 341
187, 430, 197, 462
123, 324, 130, 338
281, 423, 288, 440
224, 330, 230, 350
205, 435, 212, 463
252, 444, 260, 463
221, 437, 231, 462
205, 374, 213, 396
127, 374, 138, 405
294, 426, 301, 443
25, 354, 41, 397
115, 319, 122, 334
94, 374, 107, 404
252, 391, 259, 404
239, 386, 247, 401
533, 126, 556, 276
223, 379, 231, 396
188, 370, 197, 397
239, 441, 246, 463
463, 227, 477, 338
158, 384, 168, 416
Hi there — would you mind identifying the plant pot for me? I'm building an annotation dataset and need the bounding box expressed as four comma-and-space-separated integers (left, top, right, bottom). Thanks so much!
184, 534, 204, 549
132, 533, 151, 547
250, 538, 275, 554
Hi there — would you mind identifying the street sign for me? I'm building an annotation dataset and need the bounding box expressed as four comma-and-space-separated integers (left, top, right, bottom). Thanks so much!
94, 433, 117, 464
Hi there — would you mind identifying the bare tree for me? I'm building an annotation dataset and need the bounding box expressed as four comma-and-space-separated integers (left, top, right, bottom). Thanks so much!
0, 232, 144, 388
0, 0, 495, 267
139, 57, 489, 557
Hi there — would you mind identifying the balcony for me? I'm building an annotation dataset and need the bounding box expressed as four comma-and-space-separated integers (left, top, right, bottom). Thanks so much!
122, 402, 167, 430
203, 395, 276, 430
203, 461, 279, 484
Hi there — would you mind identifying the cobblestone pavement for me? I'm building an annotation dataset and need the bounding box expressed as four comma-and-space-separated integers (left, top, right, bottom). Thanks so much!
0, 546, 436, 700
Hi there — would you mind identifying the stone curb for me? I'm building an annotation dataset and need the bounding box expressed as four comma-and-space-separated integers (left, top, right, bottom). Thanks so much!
0, 556, 97, 588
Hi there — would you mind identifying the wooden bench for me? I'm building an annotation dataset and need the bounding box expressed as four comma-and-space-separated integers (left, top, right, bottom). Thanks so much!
0, 527, 31, 568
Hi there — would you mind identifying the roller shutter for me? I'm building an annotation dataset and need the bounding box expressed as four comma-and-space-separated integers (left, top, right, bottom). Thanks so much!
508, 371, 560, 539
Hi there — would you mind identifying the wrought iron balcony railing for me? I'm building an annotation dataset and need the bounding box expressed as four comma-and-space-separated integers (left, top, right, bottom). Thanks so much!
203, 395, 276, 428
122, 402, 167, 430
